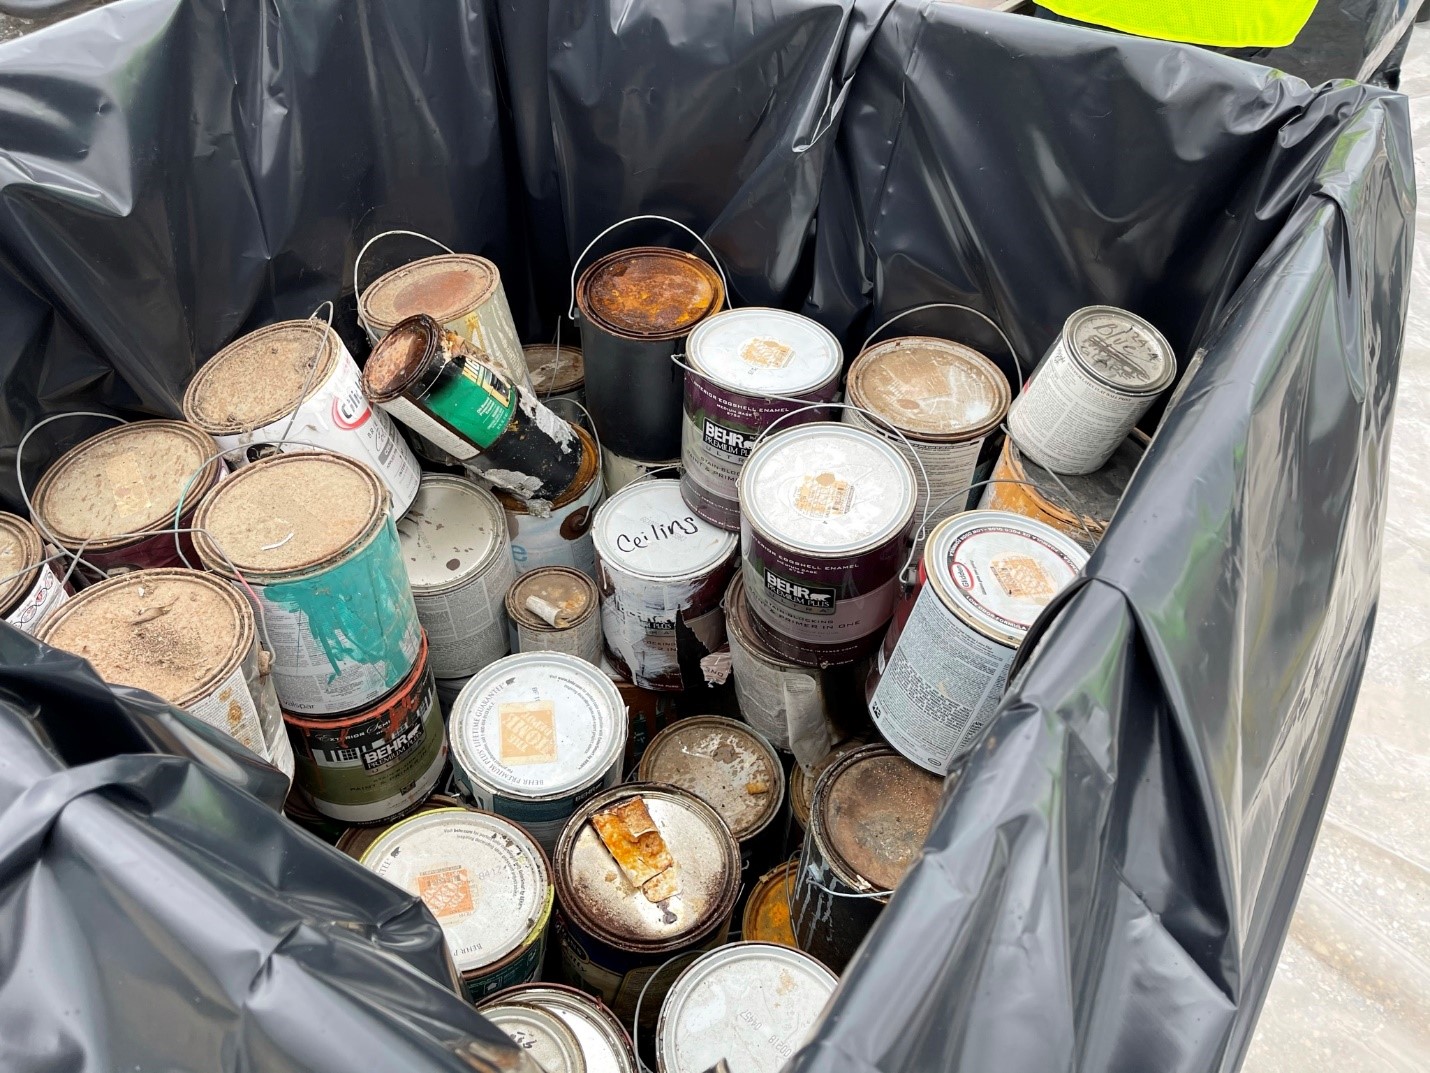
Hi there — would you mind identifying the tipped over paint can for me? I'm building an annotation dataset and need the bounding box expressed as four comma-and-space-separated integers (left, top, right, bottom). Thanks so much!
0, 512, 69, 632
601, 449, 680, 497
496, 424, 602, 579
482, 984, 637, 1073
506, 567, 604, 666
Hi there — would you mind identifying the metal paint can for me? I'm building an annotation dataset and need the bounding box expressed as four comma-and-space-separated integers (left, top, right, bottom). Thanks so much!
436, 674, 470, 718
655, 942, 836, 1073
399, 474, 515, 680
601, 449, 681, 497
1006, 305, 1175, 475
483, 1003, 587, 1073
481, 984, 637, 1073
602, 656, 681, 773
789, 743, 942, 973
593, 480, 739, 692
575, 247, 725, 461
34, 568, 293, 778
449, 651, 627, 852
31, 419, 223, 579
787, 741, 864, 838
495, 425, 603, 579
680, 308, 842, 530
193, 452, 422, 715
0, 512, 69, 632
506, 567, 603, 666
183, 319, 420, 514
358, 805, 554, 1001
741, 860, 800, 948
282, 785, 349, 844
553, 783, 741, 1031
738, 423, 916, 668
526, 344, 586, 413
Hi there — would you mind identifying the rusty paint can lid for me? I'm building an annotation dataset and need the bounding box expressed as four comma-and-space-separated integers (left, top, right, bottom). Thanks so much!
398, 474, 507, 594
506, 567, 598, 633
480, 986, 637, 1073
482, 1001, 588, 1073
686, 308, 842, 395
33, 567, 252, 708
636, 716, 784, 842
577, 247, 724, 341
741, 859, 800, 948
788, 740, 863, 830
0, 511, 46, 614
183, 320, 338, 434
846, 336, 1009, 442
1061, 306, 1176, 396
359, 254, 501, 334
525, 344, 585, 395
592, 479, 737, 583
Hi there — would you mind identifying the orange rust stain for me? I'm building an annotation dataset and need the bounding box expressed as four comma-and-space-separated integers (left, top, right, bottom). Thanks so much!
746, 872, 797, 948
588, 255, 716, 335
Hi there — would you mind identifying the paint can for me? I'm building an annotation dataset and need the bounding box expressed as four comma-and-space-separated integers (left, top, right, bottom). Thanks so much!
31, 419, 223, 579
738, 422, 917, 668
358, 805, 554, 1001
33, 568, 293, 778
869, 510, 1086, 772
787, 741, 864, 839
1006, 305, 1175, 475
481, 1002, 587, 1073
0, 512, 69, 632
183, 318, 420, 514
448, 651, 627, 852
789, 743, 942, 973
436, 674, 470, 718
552, 783, 741, 1031
193, 452, 422, 715
282, 785, 349, 845
602, 656, 681, 773
506, 567, 603, 666
593, 479, 739, 692
680, 308, 842, 530
495, 424, 603, 579
526, 344, 586, 413
741, 860, 800, 948
602, 449, 681, 497
655, 942, 836, 1073
481, 984, 637, 1073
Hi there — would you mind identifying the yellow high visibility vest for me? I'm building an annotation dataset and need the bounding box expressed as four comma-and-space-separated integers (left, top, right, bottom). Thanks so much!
1038, 0, 1318, 48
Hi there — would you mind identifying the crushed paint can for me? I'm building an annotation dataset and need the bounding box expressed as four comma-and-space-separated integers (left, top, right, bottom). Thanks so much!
193, 452, 422, 715
506, 567, 603, 666
593, 479, 738, 692
680, 308, 842, 530
526, 343, 586, 411
656, 942, 836, 1073
0, 512, 69, 632
482, 984, 637, 1073
495, 424, 603, 579
789, 743, 942, 973
183, 318, 420, 514
741, 859, 800, 948
868, 510, 1087, 773
483, 1003, 587, 1073
1006, 305, 1175, 475
601, 449, 681, 496
738, 423, 916, 668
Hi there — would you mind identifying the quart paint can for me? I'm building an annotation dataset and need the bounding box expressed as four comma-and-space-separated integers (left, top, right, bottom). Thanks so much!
183, 318, 421, 514
34, 568, 293, 778
789, 743, 942, 973
496, 424, 603, 579
448, 651, 627, 853
482, 984, 637, 1073
655, 942, 836, 1073
506, 567, 604, 666
193, 452, 422, 715
526, 344, 586, 412
601, 449, 680, 497
738, 423, 917, 668
741, 859, 800, 948
481, 1002, 587, 1073
399, 474, 516, 680
680, 308, 842, 530
593, 479, 738, 692
552, 783, 741, 1032
1006, 305, 1175, 475
868, 510, 1087, 773
0, 512, 69, 632
31, 419, 223, 579
358, 805, 554, 1001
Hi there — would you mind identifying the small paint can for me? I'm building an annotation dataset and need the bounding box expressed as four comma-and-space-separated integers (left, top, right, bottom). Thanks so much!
868, 510, 1087, 773
399, 474, 516, 680
526, 344, 586, 413
1006, 305, 1175, 475
680, 308, 842, 530
552, 783, 741, 1031
482, 1002, 587, 1073
448, 651, 627, 852
601, 449, 681, 497
741, 860, 800, 948
789, 743, 942, 973
31, 419, 223, 579
506, 567, 603, 666
358, 805, 554, 1001
34, 568, 293, 778
592, 480, 739, 692
193, 452, 422, 715
183, 318, 421, 514
738, 422, 917, 668
481, 984, 637, 1073
655, 942, 836, 1073
0, 512, 70, 632
495, 424, 603, 579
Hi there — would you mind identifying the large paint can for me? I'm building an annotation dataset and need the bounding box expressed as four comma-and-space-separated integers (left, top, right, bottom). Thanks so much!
868, 510, 1087, 773
482, 984, 637, 1073
506, 567, 604, 666
1006, 305, 1175, 475
655, 942, 836, 1073
448, 651, 627, 852
741, 859, 800, 948
601, 449, 680, 497
496, 425, 602, 579
399, 474, 515, 680
592, 479, 738, 692
193, 452, 422, 715
680, 308, 842, 530
481, 1003, 586, 1073
34, 568, 293, 778
789, 743, 941, 973
183, 318, 420, 514
526, 344, 586, 413
738, 423, 916, 668
0, 512, 69, 632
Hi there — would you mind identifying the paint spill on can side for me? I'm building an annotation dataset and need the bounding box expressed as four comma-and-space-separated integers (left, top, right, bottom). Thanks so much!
481, 984, 637, 1073
601, 449, 681, 497
495, 425, 603, 580
507, 567, 604, 667
741, 859, 800, 949
0, 511, 69, 632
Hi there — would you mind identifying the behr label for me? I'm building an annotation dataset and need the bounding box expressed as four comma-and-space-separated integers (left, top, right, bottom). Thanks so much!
763, 568, 836, 615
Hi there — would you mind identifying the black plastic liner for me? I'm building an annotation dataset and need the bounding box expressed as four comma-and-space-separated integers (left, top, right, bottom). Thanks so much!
0, 3, 1412, 1072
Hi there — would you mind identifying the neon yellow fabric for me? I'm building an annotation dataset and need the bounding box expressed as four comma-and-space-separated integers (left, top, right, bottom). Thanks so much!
1039, 0, 1318, 48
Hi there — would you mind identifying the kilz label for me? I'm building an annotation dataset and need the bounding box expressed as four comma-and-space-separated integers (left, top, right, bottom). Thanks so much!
763, 568, 836, 615
702, 418, 755, 459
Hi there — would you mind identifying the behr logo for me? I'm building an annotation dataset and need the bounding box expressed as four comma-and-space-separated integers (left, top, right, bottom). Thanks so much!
702, 418, 753, 456
763, 568, 836, 615
952, 563, 974, 590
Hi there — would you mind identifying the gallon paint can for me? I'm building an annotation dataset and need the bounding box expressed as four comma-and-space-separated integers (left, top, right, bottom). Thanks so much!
495, 424, 602, 579
680, 308, 842, 530
482, 984, 637, 1073
738, 423, 917, 668
741, 860, 800, 948
0, 512, 69, 632
526, 344, 586, 414
506, 567, 604, 666
1006, 305, 1175, 475
482, 1003, 587, 1073
593, 479, 738, 692
193, 452, 422, 715
601, 449, 680, 497
183, 318, 421, 514
868, 510, 1087, 773
399, 474, 516, 680
448, 651, 627, 852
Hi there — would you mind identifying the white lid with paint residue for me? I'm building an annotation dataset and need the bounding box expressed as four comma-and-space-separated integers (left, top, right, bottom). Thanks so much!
592, 479, 737, 582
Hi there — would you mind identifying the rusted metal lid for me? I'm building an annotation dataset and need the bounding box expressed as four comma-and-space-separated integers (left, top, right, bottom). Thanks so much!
481, 986, 636, 1073
741, 859, 799, 949
506, 567, 598, 632
362, 315, 440, 401
686, 308, 842, 395
359, 253, 501, 333
525, 344, 585, 395
637, 716, 784, 842
33, 568, 252, 708
183, 321, 338, 434
592, 479, 737, 582
0, 512, 45, 614
788, 739, 862, 830
482, 1002, 587, 1073
846, 336, 1009, 442
1062, 306, 1176, 396
398, 475, 506, 593
577, 248, 724, 341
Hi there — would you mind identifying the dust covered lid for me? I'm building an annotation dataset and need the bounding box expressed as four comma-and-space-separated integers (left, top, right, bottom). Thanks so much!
0, 512, 44, 611
360, 254, 499, 330
483, 988, 635, 1073
637, 716, 784, 841
815, 744, 941, 892
184, 320, 338, 433
481, 1003, 586, 1073
847, 336, 1009, 441
579, 248, 723, 340
398, 475, 506, 591
686, 308, 842, 395
507, 567, 597, 631
592, 480, 737, 581
525, 344, 585, 394
1063, 306, 1175, 394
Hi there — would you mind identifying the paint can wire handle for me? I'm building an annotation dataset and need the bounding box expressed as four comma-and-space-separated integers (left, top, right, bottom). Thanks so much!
860, 302, 1026, 395
631, 948, 709, 1073
566, 214, 732, 322
276, 301, 337, 446
352, 228, 457, 333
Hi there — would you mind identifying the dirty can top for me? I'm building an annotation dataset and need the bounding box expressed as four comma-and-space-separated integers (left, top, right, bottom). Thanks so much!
686, 307, 842, 395
637, 716, 784, 842
360, 254, 500, 332
525, 344, 585, 395
789, 740, 863, 829
481, 986, 636, 1073
507, 567, 598, 632
846, 336, 1009, 441
481, 1002, 587, 1073
362, 315, 440, 401
741, 859, 799, 948
0, 512, 45, 612
579, 248, 724, 340
592, 479, 737, 582
398, 475, 506, 593
183, 320, 338, 434
1062, 306, 1176, 395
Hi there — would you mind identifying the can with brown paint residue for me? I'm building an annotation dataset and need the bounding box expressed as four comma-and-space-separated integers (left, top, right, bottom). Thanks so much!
526, 344, 586, 413
482, 984, 637, 1073
601, 449, 681, 497
0, 512, 69, 633
496, 424, 602, 579
741, 859, 800, 948
787, 740, 864, 841
507, 567, 604, 667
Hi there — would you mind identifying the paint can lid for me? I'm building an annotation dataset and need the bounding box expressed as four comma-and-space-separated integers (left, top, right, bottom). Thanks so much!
1000, 433, 1148, 542
741, 859, 800, 948
525, 344, 585, 395
577, 248, 724, 341
184, 320, 338, 434
656, 942, 836, 1073
0, 511, 45, 613
358, 806, 551, 976
636, 716, 785, 842
592, 480, 737, 582
481, 1002, 588, 1073
846, 336, 1009, 442
739, 423, 916, 558
788, 740, 863, 830
686, 307, 841, 395
923, 510, 1088, 647
359, 253, 500, 332
398, 475, 507, 593
1061, 306, 1176, 395
481, 987, 636, 1073
506, 567, 598, 632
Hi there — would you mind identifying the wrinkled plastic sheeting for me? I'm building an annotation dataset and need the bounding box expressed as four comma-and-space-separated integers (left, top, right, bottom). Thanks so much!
1262, 0, 1418, 85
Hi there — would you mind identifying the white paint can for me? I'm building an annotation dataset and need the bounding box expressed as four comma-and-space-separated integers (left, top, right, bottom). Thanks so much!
494, 425, 603, 580
506, 567, 604, 667
0, 512, 69, 632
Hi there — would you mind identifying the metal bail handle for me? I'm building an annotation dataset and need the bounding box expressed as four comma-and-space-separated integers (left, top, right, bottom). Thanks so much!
861, 301, 1026, 395
279, 300, 338, 445
566, 214, 732, 321
353, 229, 457, 330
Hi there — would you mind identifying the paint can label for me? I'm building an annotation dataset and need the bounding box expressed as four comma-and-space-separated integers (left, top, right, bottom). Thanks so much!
415, 554, 517, 680
845, 410, 985, 536
507, 495, 601, 580
457, 279, 531, 391
186, 661, 271, 762
741, 536, 900, 649
4, 563, 69, 634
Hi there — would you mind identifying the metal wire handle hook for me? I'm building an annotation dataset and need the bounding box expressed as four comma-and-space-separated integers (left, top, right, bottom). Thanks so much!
860, 302, 1026, 396
567, 214, 732, 321
352, 229, 456, 333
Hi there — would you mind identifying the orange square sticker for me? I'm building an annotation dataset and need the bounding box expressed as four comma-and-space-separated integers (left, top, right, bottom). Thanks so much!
499, 699, 558, 765
741, 337, 794, 369
990, 555, 1054, 600
794, 472, 853, 518
417, 866, 474, 919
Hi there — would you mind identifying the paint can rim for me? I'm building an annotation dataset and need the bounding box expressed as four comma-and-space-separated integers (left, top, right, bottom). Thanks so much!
183, 319, 340, 435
